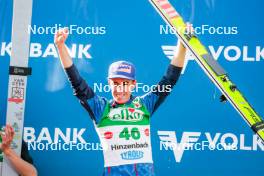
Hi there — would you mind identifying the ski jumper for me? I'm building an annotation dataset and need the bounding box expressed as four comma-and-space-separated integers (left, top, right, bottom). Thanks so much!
65, 64, 182, 176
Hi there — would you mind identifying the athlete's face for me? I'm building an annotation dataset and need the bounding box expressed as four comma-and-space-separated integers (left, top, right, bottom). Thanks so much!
108, 78, 136, 104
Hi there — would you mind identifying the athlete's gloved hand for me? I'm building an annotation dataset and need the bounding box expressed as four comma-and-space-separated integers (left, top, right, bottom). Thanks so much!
0, 124, 15, 153
54, 28, 69, 46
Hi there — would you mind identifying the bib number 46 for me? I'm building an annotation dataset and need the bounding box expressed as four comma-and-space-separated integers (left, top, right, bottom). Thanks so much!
119, 127, 140, 140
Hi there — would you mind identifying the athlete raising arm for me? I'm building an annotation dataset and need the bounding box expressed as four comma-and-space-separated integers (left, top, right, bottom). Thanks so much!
54, 27, 186, 176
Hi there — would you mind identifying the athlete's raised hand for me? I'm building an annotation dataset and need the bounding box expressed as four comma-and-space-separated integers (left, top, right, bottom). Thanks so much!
54, 28, 73, 68
54, 28, 69, 46
171, 23, 194, 67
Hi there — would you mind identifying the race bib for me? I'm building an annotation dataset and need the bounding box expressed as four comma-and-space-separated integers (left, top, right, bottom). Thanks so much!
97, 125, 153, 167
